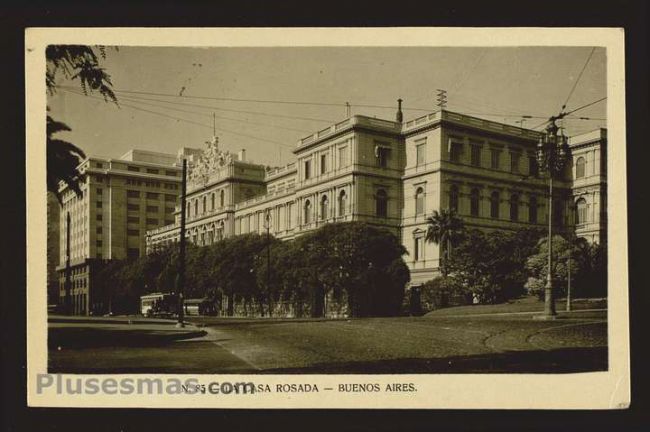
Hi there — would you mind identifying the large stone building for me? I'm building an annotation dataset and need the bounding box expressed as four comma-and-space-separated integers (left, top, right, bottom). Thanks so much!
146, 107, 607, 289
56, 149, 182, 315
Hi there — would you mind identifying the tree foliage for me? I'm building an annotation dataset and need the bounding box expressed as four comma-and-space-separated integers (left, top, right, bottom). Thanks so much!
96, 222, 410, 318
46, 45, 117, 202
425, 209, 465, 276
525, 236, 606, 299
445, 227, 545, 303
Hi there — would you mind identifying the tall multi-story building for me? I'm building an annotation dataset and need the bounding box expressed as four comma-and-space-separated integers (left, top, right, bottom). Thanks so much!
56, 149, 182, 315
47, 192, 60, 304
145, 107, 607, 295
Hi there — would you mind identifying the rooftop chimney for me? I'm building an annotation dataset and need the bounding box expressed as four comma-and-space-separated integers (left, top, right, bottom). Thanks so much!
396, 98, 403, 123
238, 149, 246, 162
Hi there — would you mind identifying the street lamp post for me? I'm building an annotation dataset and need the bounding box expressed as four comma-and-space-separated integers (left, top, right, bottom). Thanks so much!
535, 117, 570, 320
263, 209, 272, 317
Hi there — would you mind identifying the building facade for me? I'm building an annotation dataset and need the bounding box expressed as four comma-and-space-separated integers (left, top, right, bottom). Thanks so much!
146, 108, 607, 291
569, 129, 607, 244
56, 150, 182, 315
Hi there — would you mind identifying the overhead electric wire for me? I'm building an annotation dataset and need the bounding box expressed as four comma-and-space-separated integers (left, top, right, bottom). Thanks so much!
62, 88, 296, 149
560, 47, 597, 111
106, 93, 313, 134
530, 96, 607, 130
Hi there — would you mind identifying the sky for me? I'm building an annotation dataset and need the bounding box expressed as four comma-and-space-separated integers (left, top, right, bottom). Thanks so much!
48, 46, 606, 167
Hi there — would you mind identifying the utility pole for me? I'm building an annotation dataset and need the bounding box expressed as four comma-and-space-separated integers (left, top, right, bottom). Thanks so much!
176, 159, 187, 328
64, 212, 71, 315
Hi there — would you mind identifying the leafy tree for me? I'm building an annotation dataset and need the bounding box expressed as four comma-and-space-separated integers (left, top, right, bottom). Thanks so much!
425, 209, 464, 276
447, 227, 544, 303
525, 235, 581, 299
525, 236, 606, 299
46, 45, 117, 202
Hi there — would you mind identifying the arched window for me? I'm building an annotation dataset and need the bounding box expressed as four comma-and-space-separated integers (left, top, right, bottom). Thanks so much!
575, 198, 588, 224
470, 188, 480, 217
375, 189, 388, 218
194, 200, 198, 217
510, 193, 519, 221
304, 199, 312, 224
576, 157, 586, 179
529, 195, 538, 224
415, 187, 425, 215
320, 195, 329, 220
490, 191, 500, 219
202, 196, 207, 213
211, 193, 215, 211
220, 190, 225, 207
338, 190, 347, 216
186, 202, 191, 219
449, 185, 459, 213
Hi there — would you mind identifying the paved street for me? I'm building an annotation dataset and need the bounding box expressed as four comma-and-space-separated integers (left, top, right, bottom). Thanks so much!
49, 310, 607, 374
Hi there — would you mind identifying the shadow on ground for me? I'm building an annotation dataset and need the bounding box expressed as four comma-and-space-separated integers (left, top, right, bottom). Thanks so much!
48, 327, 207, 349
258, 347, 608, 374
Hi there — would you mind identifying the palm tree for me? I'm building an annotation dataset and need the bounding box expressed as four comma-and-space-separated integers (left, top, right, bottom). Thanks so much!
46, 45, 118, 202
47, 116, 86, 203
425, 209, 465, 276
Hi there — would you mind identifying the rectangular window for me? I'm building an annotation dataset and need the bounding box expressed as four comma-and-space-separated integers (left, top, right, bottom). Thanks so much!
320, 154, 327, 174
96, 162, 103, 168
165, 219, 175, 225
164, 206, 174, 214
126, 190, 140, 198
416, 142, 426, 166
165, 194, 176, 201
127, 229, 139, 236
471, 144, 481, 167
96, 240, 102, 247
96, 227, 102, 234
127, 216, 139, 223
491, 149, 501, 169
96, 201, 102, 208
450, 142, 462, 163
127, 166, 140, 172
165, 170, 177, 176
97, 188, 103, 195
127, 203, 140, 211
338, 146, 348, 168
529, 156, 539, 176
127, 248, 140, 260
146, 218, 158, 225
146, 168, 159, 174
376, 147, 390, 168
96, 214, 103, 221
146, 192, 159, 200
510, 152, 521, 173
146, 205, 159, 213
304, 160, 311, 180
414, 236, 423, 261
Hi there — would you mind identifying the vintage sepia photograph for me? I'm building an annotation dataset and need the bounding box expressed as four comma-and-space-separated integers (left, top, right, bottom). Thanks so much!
25, 28, 629, 409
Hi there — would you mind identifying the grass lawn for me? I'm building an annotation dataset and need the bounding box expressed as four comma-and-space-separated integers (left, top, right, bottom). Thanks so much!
424, 296, 607, 317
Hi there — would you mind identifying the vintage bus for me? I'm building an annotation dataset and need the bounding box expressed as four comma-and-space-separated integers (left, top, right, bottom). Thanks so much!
140, 292, 177, 317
